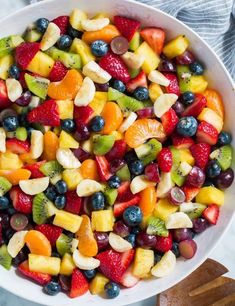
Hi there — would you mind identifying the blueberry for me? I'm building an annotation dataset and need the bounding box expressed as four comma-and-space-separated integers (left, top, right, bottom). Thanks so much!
131, 227, 141, 235
43, 281, 61, 296
129, 160, 144, 176
182, 91, 195, 105
67, 25, 83, 39
55, 180, 68, 194
83, 269, 97, 280
133, 86, 149, 101
89, 116, 105, 132
0, 197, 9, 210
125, 234, 136, 247
108, 175, 121, 189
54, 195, 66, 209
176, 116, 198, 137
61, 119, 76, 132
91, 40, 108, 57
8, 64, 20, 80
206, 160, 221, 178
45, 186, 57, 201
124, 150, 138, 163
91, 192, 105, 211
171, 242, 180, 258
218, 131, 232, 146
154, 252, 162, 264
123, 206, 143, 227
36, 18, 49, 33
57, 35, 72, 50
105, 282, 120, 299
112, 80, 126, 93
189, 61, 204, 75
2, 116, 19, 132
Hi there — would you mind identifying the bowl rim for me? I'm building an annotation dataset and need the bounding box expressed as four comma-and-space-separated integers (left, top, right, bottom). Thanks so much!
0, 0, 235, 305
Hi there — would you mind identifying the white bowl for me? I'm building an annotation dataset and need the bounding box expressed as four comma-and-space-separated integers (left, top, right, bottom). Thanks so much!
0, 0, 235, 305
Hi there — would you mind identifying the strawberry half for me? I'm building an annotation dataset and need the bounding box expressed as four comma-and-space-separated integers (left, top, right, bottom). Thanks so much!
196, 121, 218, 145
99, 52, 130, 83
172, 134, 194, 149
117, 181, 131, 201
35, 224, 63, 247
6, 138, 30, 154
95, 156, 112, 182
96, 249, 135, 283
163, 73, 180, 96
49, 61, 68, 82
73, 105, 94, 124
18, 260, 51, 285
10, 186, 33, 214
65, 190, 82, 215
190, 143, 211, 170
140, 27, 165, 54
161, 108, 179, 135
126, 71, 147, 93
202, 204, 220, 225
113, 16, 140, 41
105, 139, 127, 161
23, 161, 46, 178
120, 266, 139, 288
27, 99, 60, 127
51, 16, 69, 35
69, 268, 89, 298
182, 93, 207, 117
182, 186, 200, 202
15, 42, 40, 70
0, 80, 11, 110
158, 148, 173, 172
155, 232, 172, 253
114, 195, 140, 217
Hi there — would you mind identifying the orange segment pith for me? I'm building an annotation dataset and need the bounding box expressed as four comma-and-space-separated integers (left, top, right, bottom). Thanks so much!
101, 102, 123, 134
42, 131, 59, 161
80, 159, 99, 181
25, 230, 52, 257
0, 169, 31, 185
82, 25, 120, 44
203, 89, 224, 119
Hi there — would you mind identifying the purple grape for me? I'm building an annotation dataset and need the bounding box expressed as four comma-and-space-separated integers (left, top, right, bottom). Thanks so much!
168, 187, 185, 205
72, 147, 91, 162
12, 248, 28, 267
113, 221, 130, 238
59, 275, 71, 292
74, 123, 90, 141
159, 59, 176, 72
110, 159, 125, 173
15, 91, 32, 106
186, 166, 205, 188
0, 213, 10, 229
136, 107, 154, 119
176, 50, 195, 65
95, 83, 109, 92
0, 108, 17, 123
179, 239, 197, 259
110, 36, 129, 55
136, 232, 157, 249
94, 232, 109, 251
172, 228, 194, 242
10, 214, 28, 231
80, 197, 92, 216
215, 168, 234, 189
193, 218, 209, 233
172, 101, 185, 116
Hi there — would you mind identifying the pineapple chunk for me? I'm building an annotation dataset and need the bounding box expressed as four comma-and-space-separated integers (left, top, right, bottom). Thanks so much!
0, 54, 13, 80
198, 108, 223, 132
179, 148, 195, 166
154, 198, 178, 221
27, 51, 54, 77
60, 253, 76, 276
81, 138, 93, 153
163, 35, 189, 59
0, 151, 23, 170
62, 168, 83, 190
135, 42, 160, 74
89, 272, 109, 295
149, 83, 163, 102
53, 210, 83, 233
28, 254, 61, 275
132, 248, 154, 278
91, 210, 114, 232
190, 75, 208, 93
56, 100, 74, 119
89, 91, 107, 115
196, 186, 224, 206
59, 131, 79, 149
70, 9, 87, 31
109, 130, 123, 140
70, 38, 95, 66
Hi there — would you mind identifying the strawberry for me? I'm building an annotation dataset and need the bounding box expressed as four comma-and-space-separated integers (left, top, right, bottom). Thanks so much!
49, 61, 68, 82
27, 99, 60, 127
15, 42, 40, 69
196, 121, 219, 145
172, 134, 194, 149
182, 186, 200, 202
95, 156, 112, 182
140, 27, 165, 54
73, 105, 94, 124
158, 148, 173, 172
117, 181, 131, 201
120, 266, 139, 288
182, 93, 207, 117
126, 71, 147, 93
18, 260, 51, 285
10, 186, 32, 214
99, 52, 130, 83
23, 161, 46, 178
161, 108, 179, 135
35, 224, 63, 247
113, 16, 140, 41
65, 190, 82, 215
96, 249, 135, 283
114, 195, 140, 217
69, 268, 89, 298
155, 232, 172, 253
105, 139, 127, 161
6, 138, 30, 154
202, 204, 220, 225
51, 15, 69, 35
163, 73, 180, 96
190, 143, 211, 170
0, 80, 11, 110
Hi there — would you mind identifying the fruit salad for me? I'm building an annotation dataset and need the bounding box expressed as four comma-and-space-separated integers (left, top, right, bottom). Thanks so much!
0, 8, 233, 300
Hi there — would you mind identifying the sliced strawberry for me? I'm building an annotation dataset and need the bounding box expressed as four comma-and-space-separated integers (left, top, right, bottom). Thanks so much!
23, 161, 46, 178
182, 93, 207, 117
155, 232, 172, 253
202, 204, 219, 225
114, 195, 140, 217
113, 16, 140, 41
182, 186, 200, 202
163, 73, 180, 96
51, 16, 69, 35
10, 186, 32, 214
120, 266, 139, 288
161, 108, 179, 135
117, 181, 131, 201
95, 156, 112, 182
6, 138, 30, 154
171, 134, 194, 149
65, 190, 82, 215
69, 268, 89, 298
15, 42, 40, 70
35, 224, 63, 247
0, 80, 11, 110
196, 121, 218, 145
49, 61, 68, 82
126, 71, 147, 93
96, 249, 135, 283
105, 139, 127, 161
27, 99, 60, 127
140, 27, 165, 54
158, 148, 173, 172
18, 260, 51, 285
99, 52, 130, 83
190, 143, 211, 170
73, 105, 94, 124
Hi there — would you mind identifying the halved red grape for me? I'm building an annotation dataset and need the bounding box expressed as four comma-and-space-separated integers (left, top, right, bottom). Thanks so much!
136, 232, 157, 249
113, 220, 130, 237
186, 166, 205, 188
158, 59, 176, 72
172, 101, 185, 116
15, 91, 32, 106
80, 197, 92, 216
168, 187, 185, 205
94, 232, 109, 251
179, 239, 197, 259
110, 36, 129, 55
193, 218, 209, 233
144, 163, 160, 183
95, 82, 109, 92
72, 147, 91, 162
176, 50, 195, 65
10, 214, 28, 231
215, 168, 234, 189
172, 228, 194, 242
74, 123, 90, 141
59, 275, 71, 292
110, 159, 125, 173
136, 107, 154, 119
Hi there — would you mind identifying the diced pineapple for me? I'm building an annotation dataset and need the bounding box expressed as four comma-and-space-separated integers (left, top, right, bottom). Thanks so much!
89, 272, 109, 295
53, 210, 83, 233
135, 42, 160, 74
179, 148, 195, 166
28, 254, 61, 275
149, 83, 163, 102
0, 151, 23, 170
81, 138, 93, 153
163, 35, 189, 59
59, 131, 79, 149
62, 168, 83, 190
198, 108, 223, 132
190, 75, 208, 93
56, 100, 74, 119
70, 38, 95, 66
60, 253, 76, 276
27, 51, 54, 77
154, 198, 178, 221
91, 210, 114, 232
196, 186, 224, 206
89, 92, 107, 115
70, 9, 87, 31
132, 248, 154, 278
0, 54, 13, 80
109, 130, 123, 140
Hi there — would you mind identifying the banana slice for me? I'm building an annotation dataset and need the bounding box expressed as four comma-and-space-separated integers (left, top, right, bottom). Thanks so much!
56, 148, 81, 169
73, 249, 100, 270
0, 128, 6, 153
130, 175, 156, 194
108, 233, 132, 252
156, 172, 174, 198
40, 22, 61, 51
81, 18, 109, 31
148, 70, 170, 87
151, 250, 176, 278
165, 212, 193, 229
6, 78, 23, 102
154, 93, 178, 118
179, 161, 192, 176
74, 77, 95, 107
7, 230, 28, 258
19, 177, 50, 195
71, 238, 79, 253
30, 130, 43, 159
121, 52, 145, 70
82, 61, 111, 84
76, 179, 102, 197
118, 112, 137, 133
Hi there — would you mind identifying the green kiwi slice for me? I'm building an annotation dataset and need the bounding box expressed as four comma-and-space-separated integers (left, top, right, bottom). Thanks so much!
0, 244, 12, 270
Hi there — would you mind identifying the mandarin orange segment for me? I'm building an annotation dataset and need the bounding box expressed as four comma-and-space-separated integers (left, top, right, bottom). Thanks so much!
76, 215, 98, 257
204, 89, 225, 119
19, 153, 36, 164
42, 131, 59, 161
125, 119, 166, 148
47, 69, 83, 100
139, 186, 157, 217
82, 25, 120, 44
0, 169, 31, 185
101, 102, 123, 134
25, 230, 52, 257
80, 159, 99, 181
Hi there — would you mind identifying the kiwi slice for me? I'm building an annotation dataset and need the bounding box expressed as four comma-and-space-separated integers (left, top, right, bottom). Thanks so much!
210, 145, 233, 171
180, 202, 206, 220
24, 28, 42, 42
146, 216, 169, 237
171, 165, 185, 187
40, 161, 63, 184
116, 164, 131, 181
0, 244, 12, 270
117, 96, 144, 112
25, 73, 50, 99
56, 234, 73, 256
108, 87, 124, 101
46, 47, 81, 69
33, 192, 53, 224
135, 139, 162, 165
0, 35, 24, 58
176, 65, 192, 93
0, 177, 12, 196
129, 32, 141, 51
93, 135, 115, 156
103, 187, 118, 206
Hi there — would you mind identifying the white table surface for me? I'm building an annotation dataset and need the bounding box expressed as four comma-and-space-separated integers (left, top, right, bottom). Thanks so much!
0, 1, 234, 306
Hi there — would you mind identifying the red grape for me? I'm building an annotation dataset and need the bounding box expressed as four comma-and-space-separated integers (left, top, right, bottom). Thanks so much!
136, 232, 157, 249
193, 218, 209, 233
110, 36, 129, 55
158, 59, 176, 72
172, 228, 194, 242
186, 166, 205, 188
179, 239, 197, 259
176, 50, 195, 65
15, 91, 32, 106
94, 232, 109, 251
113, 220, 130, 237
59, 275, 71, 292
136, 107, 154, 119
144, 163, 160, 183
10, 214, 28, 231
215, 168, 234, 189
72, 147, 91, 162
168, 187, 185, 205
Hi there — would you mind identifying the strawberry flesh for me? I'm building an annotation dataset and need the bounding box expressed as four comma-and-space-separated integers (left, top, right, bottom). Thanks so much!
155, 232, 172, 253
196, 121, 218, 145
140, 27, 165, 54
190, 143, 211, 170
23, 161, 46, 178
158, 148, 173, 172
114, 195, 140, 217
35, 224, 63, 247
49, 61, 68, 82
161, 108, 179, 135
6, 138, 30, 154
51, 16, 69, 35
10, 186, 33, 214
182, 186, 200, 202
0, 80, 11, 109
15, 42, 40, 70
182, 93, 207, 117
113, 16, 140, 41
126, 71, 147, 93
95, 156, 112, 182
73, 105, 94, 124
163, 73, 180, 96
65, 190, 82, 215
18, 260, 51, 285
171, 134, 194, 149
105, 139, 127, 161
69, 268, 89, 298
202, 204, 219, 225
